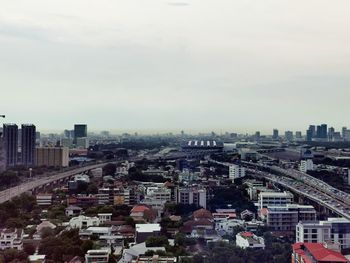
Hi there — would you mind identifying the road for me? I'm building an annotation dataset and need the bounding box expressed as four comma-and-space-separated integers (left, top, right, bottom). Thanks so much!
0, 162, 108, 204
208, 158, 350, 219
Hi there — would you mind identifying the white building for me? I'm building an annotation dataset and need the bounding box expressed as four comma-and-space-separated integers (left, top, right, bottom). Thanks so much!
36, 193, 53, 206
98, 213, 112, 224
85, 249, 109, 263
0, 228, 24, 250
69, 215, 100, 229
229, 165, 246, 181
296, 218, 350, 250
235, 232, 265, 250
120, 242, 166, 263
258, 191, 293, 210
300, 159, 314, 173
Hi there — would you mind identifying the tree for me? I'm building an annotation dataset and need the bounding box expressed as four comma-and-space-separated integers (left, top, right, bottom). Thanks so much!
103, 163, 116, 176
41, 227, 54, 239
145, 236, 169, 247
86, 183, 98, 194
81, 240, 94, 253
24, 243, 36, 255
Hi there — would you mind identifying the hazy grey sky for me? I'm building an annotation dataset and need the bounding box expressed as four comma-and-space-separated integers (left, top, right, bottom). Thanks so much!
1, 0, 350, 133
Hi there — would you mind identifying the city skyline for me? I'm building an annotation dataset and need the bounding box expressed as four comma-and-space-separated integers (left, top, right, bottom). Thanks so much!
1, 0, 350, 132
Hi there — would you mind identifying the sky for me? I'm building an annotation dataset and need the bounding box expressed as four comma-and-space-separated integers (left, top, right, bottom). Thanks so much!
1, 0, 350, 134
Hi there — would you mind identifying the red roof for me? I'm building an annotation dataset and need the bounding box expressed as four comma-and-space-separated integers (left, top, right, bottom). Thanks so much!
293, 243, 349, 263
304, 243, 349, 262
240, 232, 254, 238
193, 209, 213, 220
131, 205, 150, 213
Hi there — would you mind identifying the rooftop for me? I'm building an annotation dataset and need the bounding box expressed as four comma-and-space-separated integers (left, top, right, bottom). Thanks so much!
135, 224, 161, 233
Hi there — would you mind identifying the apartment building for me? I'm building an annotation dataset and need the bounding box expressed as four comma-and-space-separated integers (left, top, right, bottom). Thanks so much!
0, 228, 24, 250
176, 187, 207, 209
265, 204, 316, 232
296, 218, 350, 250
258, 191, 293, 210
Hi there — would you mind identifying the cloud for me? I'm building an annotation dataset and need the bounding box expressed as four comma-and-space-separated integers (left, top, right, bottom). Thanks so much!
167, 2, 189, 6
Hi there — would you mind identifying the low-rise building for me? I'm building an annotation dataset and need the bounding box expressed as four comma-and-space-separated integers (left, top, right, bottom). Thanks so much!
132, 255, 177, 263
235, 232, 265, 250
292, 242, 348, 263
135, 224, 161, 243
36, 193, 53, 206
65, 205, 83, 217
296, 218, 350, 250
130, 205, 156, 223
0, 228, 24, 250
85, 249, 109, 263
98, 213, 112, 224
69, 215, 100, 229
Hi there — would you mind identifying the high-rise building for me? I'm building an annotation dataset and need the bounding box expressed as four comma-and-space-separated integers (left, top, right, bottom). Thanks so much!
0, 137, 5, 172
3, 124, 18, 167
35, 147, 69, 167
255, 131, 260, 141
342, 127, 347, 139
328, 127, 335, 141
316, 124, 327, 139
74, 124, 87, 143
21, 124, 36, 166
272, 129, 279, 140
285, 131, 293, 141
309, 125, 316, 137
306, 129, 313, 142
295, 131, 302, 139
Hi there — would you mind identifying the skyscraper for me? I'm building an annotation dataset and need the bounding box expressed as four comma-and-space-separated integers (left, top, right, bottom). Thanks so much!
285, 131, 294, 141
272, 129, 279, 140
21, 124, 36, 167
74, 124, 87, 143
3, 124, 18, 167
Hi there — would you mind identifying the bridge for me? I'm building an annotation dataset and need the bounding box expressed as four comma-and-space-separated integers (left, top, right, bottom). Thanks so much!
208, 158, 350, 220
0, 162, 108, 204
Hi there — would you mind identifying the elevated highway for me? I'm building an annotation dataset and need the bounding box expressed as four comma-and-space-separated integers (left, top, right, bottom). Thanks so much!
0, 162, 108, 204
208, 158, 350, 220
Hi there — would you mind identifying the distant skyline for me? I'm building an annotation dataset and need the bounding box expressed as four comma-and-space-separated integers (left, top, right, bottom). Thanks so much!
1, 0, 350, 132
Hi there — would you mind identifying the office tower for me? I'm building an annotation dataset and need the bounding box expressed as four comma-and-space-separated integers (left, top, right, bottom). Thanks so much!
295, 131, 302, 139
21, 124, 36, 166
320, 124, 327, 138
316, 124, 327, 139
342, 127, 347, 139
74, 124, 87, 143
308, 125, 316, 137
3, 124, 18, 167
306, 129, 313, 142
328, 127, 335, 141
0, 137, 5, 172
272, 129, 279, 140
64, 129, 71, 138
255, 131, 260, 141
285, 131, 293, 141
